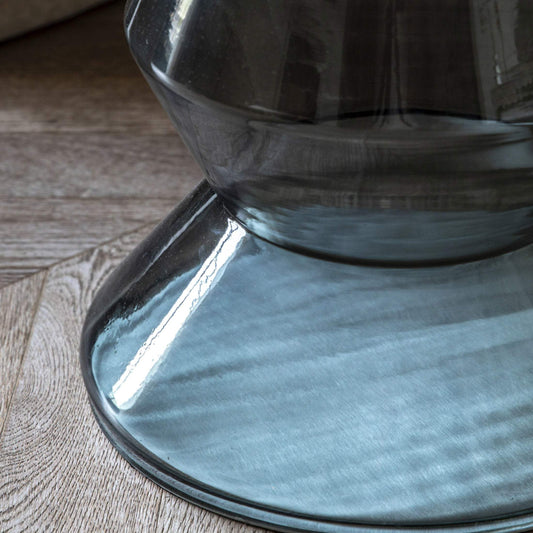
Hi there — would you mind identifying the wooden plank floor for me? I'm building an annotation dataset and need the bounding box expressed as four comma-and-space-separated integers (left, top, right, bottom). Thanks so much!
0, 3, 267, 531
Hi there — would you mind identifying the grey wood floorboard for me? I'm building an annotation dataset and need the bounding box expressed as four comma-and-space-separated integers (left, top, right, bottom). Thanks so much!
0, 73, 174, 134
0, 272, 46, 436
0, 228, 266, 532
0, 0, 202, 288
0, 197, 179, 288
0, 133, 200, 199
0, 229, 165, 533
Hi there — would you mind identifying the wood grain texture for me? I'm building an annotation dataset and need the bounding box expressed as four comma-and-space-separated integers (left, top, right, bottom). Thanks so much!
0, 228, 164, 533
0, 272, 46, 435
0, 74, 175, 134
0, 134, 200, 199
0, 197, 179, 287
0, 0, 202, 287
0, 228, 268, 532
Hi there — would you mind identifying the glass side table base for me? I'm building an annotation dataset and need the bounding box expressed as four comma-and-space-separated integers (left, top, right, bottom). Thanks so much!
81, 182, 533, 533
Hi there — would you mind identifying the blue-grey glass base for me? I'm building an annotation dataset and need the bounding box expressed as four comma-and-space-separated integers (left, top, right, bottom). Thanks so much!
81, 181, 533, 532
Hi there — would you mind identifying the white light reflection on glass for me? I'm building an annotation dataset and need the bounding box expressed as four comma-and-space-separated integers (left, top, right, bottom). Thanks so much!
168, 0, 195, 49
110, 219, 246, 410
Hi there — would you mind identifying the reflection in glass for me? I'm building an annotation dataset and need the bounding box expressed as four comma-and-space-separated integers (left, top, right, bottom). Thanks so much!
110, 219, 246, 409
82, 2, 533, 532
82, 185, 533, 532
124, 0, 533, 264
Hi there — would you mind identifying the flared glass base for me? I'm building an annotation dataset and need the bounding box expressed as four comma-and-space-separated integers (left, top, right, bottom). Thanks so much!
81, 182, 533, 532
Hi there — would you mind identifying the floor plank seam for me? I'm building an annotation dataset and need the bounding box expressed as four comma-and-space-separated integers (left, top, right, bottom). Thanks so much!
0, 130, 179, 136
0, 269, 48, 443
0, 219, 163, 291
0, 196, 190, 202
0, 130, 179, 137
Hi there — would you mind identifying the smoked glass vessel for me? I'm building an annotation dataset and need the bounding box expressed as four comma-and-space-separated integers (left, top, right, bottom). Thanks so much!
81, 2, 533, 532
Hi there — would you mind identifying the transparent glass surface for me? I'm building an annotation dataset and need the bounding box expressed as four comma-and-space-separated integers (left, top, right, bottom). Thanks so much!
82, 183, 533, 532
81, 1, 533, 531
125, 0, 533, 263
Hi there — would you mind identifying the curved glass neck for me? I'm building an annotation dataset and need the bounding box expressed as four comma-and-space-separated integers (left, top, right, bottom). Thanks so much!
127, 0, 533, 125
125, 0, 533, 265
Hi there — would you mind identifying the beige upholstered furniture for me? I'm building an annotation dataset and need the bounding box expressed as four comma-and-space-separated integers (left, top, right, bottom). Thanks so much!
0, 0, 112, 41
